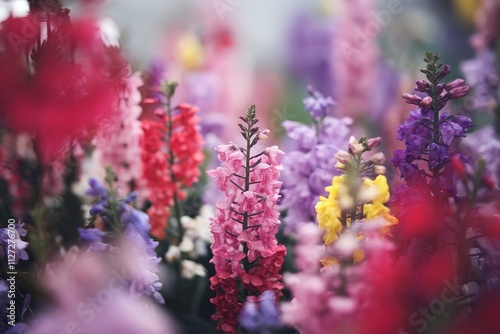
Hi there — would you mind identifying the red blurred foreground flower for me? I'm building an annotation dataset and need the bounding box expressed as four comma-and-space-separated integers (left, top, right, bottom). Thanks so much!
0, 8, 124, 165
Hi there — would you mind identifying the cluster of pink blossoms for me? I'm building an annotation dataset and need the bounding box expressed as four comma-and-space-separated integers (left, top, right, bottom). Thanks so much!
208, 106, 286, 334
97, 72, 144, 194
282, 222, 407, 334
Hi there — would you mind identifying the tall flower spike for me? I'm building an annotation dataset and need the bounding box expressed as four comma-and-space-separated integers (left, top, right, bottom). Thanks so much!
392, 52, 472, 185
208, 105, 286, 334
280, 87, 352, 233
140, 82, 204, 239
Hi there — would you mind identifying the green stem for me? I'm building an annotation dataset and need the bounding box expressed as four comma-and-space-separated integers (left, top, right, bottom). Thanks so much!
164, 83, 184, 245
349, 154, 362, 226
237, 111, 255, 305
163, 83, 186, 314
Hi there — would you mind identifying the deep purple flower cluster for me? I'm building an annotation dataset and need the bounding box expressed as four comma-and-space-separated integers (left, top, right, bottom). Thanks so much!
280, 88, 351, 233
392, 109, 472, 176
391, 59, 472, 183
82, 177, 164, 304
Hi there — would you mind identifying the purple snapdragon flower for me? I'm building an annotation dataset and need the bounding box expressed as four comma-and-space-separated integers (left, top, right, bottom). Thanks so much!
280, 89, 351, 233
303, 86, 335, 120
84, 177, 164, 304
78, 228, 107, 252
86, 178, 109, 198
391, 53, 472, 183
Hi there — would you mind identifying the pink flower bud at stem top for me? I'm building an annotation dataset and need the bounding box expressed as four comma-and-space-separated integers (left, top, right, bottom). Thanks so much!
449, 86, 470, 99
258, 129, 270, 141
445, 78, 465, 90
420, 96, 433, 108
436, 64, 451, 80
415, 80, 430, 92
374, 165, 386, 175
348, 136, 364, 154
366, 137, 382, 149
402, 93, 423, 105
370, 152, 386, 164
335, 150, 350, 164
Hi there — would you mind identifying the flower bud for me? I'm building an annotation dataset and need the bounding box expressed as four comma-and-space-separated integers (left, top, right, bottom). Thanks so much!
366, 137, 382, 149
435, 83, 446, 95
415, 80, 430, 92
335, 161, 346, 170
420, 96, 433, 108
436, 64, 451, 80
258, 129, 270, 141
374, 165, 386, 175
348, 136, 364, 154
370, 152, 386, 164
154, 108, 166, 117
402, 93, 423, 105
335, 150, 350, 164
445, 78, 465, 90
449, 86, 470, 99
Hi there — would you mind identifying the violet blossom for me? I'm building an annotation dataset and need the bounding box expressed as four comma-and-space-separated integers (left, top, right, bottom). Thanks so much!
280, 88, 352, 233
82, 175, 164, 304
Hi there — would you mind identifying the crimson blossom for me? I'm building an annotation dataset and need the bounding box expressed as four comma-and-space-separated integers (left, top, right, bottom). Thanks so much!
0, 7, 124, 165
208, 105, 286, 334
141, 83, 204, 239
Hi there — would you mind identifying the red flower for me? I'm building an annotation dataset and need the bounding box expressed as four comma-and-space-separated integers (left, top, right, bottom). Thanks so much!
0, 11, 123, 165
141, 120, 174, 239
140, 104, 204, 239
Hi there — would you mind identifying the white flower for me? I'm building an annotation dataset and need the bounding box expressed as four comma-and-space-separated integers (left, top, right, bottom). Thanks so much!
179, 237, 194, 253
181, 260, 206, 279
165, 245, 181, 263
179, 205, 215, 258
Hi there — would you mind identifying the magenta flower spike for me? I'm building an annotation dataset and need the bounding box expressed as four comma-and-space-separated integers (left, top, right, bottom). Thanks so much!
207, 105, 286, 334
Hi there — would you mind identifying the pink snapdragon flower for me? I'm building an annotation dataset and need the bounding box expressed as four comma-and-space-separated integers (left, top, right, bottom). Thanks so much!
208, 106, 286, 334
96, 72, 144, 195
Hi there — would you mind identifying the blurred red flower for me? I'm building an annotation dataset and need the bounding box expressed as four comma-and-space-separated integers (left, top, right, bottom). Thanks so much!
0, 10, 123, 165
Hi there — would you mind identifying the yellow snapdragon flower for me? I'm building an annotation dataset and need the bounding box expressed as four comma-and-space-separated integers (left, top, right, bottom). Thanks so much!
315, 175, 346, 244
362, 175, 398, 225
